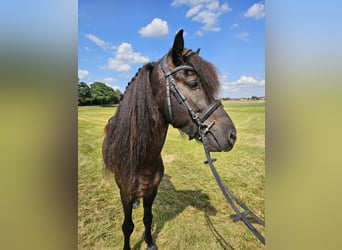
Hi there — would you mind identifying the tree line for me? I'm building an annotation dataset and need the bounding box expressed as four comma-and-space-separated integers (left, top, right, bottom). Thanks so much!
78, 81, 264, 106
78, 81, 123, 106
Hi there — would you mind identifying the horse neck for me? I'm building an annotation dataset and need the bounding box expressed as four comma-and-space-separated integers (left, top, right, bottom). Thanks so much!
148, 115, 169, 159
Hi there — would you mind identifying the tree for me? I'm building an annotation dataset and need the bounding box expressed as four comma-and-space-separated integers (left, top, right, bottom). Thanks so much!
251, 96, 260, 100
78, 81, 122, 106
90, 82, 121, 105
114, 89, 123, 102
78, 81, 92, 105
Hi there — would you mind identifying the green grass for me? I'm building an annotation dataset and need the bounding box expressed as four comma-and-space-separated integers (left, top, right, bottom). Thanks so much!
78, 100, 265, 249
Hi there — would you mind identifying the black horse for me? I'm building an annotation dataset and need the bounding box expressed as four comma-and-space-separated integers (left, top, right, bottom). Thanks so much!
102, 29, 236, 250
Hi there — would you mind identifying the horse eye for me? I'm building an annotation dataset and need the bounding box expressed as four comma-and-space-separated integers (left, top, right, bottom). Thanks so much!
188, 80, 200, 90
186, 70, 195, 76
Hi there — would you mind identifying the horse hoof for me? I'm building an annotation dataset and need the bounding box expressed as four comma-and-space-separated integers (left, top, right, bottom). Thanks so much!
146, 244, 158, 250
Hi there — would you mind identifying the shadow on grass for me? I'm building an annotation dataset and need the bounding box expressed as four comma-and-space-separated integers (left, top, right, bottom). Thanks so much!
206, 215, 235, 250
132, 175, 234, 250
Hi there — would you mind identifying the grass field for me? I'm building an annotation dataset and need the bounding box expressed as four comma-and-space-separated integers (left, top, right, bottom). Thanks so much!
78, 100, 265, 250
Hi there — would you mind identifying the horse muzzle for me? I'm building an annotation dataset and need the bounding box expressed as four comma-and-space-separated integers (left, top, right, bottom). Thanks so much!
201, 122, 236, 152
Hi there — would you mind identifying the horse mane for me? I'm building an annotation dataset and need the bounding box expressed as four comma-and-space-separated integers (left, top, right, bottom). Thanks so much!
104, 62, 161, 173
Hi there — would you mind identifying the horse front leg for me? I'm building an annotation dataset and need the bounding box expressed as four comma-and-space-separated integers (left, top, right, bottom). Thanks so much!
143, 189, 158, 250
120, 191, 134, 250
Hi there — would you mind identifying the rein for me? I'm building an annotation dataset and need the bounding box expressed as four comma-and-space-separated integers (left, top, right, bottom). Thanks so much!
160, 54, 265, 245
200, 128, 265, 245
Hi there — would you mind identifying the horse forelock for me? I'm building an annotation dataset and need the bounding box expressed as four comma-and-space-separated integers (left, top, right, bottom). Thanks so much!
183, 49, 220, 99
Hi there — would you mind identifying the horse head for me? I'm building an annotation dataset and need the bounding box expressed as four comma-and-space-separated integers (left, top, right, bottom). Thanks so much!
151, 29, 236, 152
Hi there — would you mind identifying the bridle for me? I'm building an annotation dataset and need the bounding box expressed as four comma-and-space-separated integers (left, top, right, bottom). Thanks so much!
160, 54, 266, 245
160, 54, 222, 138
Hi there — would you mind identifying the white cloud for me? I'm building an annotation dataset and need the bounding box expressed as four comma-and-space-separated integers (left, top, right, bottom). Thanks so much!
220, 74, 265, 98
219, 75, 239, 92
106, 43, 149, 72
235, 32, 249, 42
103, 77, 117, 84
85, 33, 116, 50
171, 0, 231, 34
193, 10, 220, 32
102, 79, 121, 91
138, 18, 169, 38
236, 75, 259, 85
186, 4, 203, 17
230, 23, 239, 30
86, 34, 105, 47
244, 2, 265, 20
196, 30, 203, 36
111, 86, 122, 91
221, 75, 265, 89
78, 69, 89, 81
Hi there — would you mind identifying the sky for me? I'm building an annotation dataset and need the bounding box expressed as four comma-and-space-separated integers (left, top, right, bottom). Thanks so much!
78, 0, 265, 98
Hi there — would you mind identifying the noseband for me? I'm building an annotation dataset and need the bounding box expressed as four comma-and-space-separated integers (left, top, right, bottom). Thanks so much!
160, 55, 222, 138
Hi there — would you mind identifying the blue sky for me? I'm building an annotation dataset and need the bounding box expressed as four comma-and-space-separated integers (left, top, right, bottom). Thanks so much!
78, 0, 264, 98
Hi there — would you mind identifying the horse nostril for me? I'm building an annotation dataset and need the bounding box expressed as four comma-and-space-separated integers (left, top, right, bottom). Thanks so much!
228, 130, 236, 145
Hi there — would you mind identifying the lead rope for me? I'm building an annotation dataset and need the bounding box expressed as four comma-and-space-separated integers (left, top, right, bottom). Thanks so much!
200, 128, 265, 245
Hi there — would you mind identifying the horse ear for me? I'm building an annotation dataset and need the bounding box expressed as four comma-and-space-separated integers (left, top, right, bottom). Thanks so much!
171, 29, 184, 65
195, 48, 201, 55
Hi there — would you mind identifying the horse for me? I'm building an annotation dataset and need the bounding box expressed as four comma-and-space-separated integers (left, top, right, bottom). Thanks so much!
102, 29, 236, 250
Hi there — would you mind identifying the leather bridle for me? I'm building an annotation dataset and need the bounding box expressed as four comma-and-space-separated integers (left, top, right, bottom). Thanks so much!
159, 54, 265, 244
160, 54, 222, 138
